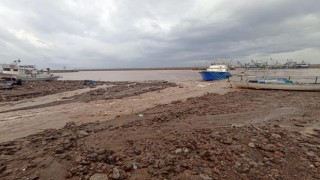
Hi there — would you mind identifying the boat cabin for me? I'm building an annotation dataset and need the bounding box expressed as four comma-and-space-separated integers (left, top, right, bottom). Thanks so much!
206, 64, 229, 72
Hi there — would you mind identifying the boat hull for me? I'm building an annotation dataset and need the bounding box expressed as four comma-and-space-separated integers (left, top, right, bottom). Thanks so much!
199, 71, 232, 81
232, 81, 320, 91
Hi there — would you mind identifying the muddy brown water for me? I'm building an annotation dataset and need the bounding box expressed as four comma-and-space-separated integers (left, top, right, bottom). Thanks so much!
56, 69, 320, 82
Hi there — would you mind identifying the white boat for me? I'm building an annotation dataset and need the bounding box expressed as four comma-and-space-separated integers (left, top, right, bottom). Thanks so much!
0, 60, 60, 81
231, 81, 320, 91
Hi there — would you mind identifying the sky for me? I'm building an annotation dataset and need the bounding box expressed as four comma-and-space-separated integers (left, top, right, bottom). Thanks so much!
0, 0, 319, 69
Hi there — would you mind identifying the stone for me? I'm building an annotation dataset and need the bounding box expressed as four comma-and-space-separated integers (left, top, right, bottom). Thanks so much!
248, 142, 255, 148
29, 175, 39, 180
90, 173, 108, 180
272, 134, 281, 139
183, 148, 190, 153
81, 166, 89, 174
65, 121, 76, 128
75, 155, 83, 162
275, 142, 284, 147
175, 148, 183, 154
112, 167, 120, 179
123, 163, 132, 172
0, 164, 7, 173
231, 124, 243, 128
221, 138, 232, 145
97, 155, 106, 162
78, 131, 89, 137
55, 147, 64, 154
212, 167, 220, 174
132, 162, 140, 170
97, 149, 106, 155
234, 161, 241, 167
264, 144, 276, 152
306, 151, 316, 159
65, 171, 73, 179
249, 161, 259, 167
199, 174, 213, 180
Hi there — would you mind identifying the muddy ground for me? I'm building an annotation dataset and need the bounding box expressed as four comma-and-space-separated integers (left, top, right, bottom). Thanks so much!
0, 81, 107, 102
1, 88, 320, 180
0, 81, 176, 113
0, 80, 171, 103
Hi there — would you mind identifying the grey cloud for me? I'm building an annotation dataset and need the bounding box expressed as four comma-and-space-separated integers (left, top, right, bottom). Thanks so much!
0, 0, 319, 69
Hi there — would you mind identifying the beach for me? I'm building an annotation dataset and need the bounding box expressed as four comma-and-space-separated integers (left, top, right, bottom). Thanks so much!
0, 69, 320, 179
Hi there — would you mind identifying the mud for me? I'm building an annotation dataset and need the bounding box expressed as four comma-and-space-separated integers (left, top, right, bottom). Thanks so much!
0, 81, 176, 113
0, 89, 320, 180
0, 81, 108, 102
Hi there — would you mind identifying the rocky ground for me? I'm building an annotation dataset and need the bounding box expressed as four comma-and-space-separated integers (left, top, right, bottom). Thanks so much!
0, 89, 320, 180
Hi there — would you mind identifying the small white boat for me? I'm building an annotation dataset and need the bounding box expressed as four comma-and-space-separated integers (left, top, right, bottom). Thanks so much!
0, 60, 60, 81
231, 81, 320, 91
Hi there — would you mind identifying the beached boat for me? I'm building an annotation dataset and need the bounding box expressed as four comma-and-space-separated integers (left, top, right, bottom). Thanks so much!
0, 78, 19, 89
231, 77, 320, 91
199, 64, 232, 81
0, 60, 60, 81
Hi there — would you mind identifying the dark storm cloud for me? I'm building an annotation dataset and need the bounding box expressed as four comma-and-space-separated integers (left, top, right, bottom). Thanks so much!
0, 0, 319, 69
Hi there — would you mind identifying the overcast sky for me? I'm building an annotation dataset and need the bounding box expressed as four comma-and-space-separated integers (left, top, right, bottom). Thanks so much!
0, 0, 319, 69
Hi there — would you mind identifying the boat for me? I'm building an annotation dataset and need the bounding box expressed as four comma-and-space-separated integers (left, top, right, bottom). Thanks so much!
0, 78, 19, 89
0, 60, 60, 81
231, 77, 320, 91
199, 64, 232, 81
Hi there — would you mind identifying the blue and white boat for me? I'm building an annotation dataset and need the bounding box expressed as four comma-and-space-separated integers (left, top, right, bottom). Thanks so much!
199, 64, 232, 81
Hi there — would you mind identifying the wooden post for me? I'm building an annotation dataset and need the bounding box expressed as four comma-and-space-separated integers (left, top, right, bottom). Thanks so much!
288, 76, 291, 80
315, 76, 318, 84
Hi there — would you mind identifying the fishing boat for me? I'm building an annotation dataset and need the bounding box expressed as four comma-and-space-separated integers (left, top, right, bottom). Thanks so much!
199, 64, 232, 81
231, 76, 320, 91
0, 60, 60, 81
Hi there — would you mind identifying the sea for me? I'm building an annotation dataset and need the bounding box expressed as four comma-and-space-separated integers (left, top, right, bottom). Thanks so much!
55, 69, 320, 82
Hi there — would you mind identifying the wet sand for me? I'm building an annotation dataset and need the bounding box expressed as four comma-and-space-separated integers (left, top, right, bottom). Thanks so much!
0, 70, 320, 179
